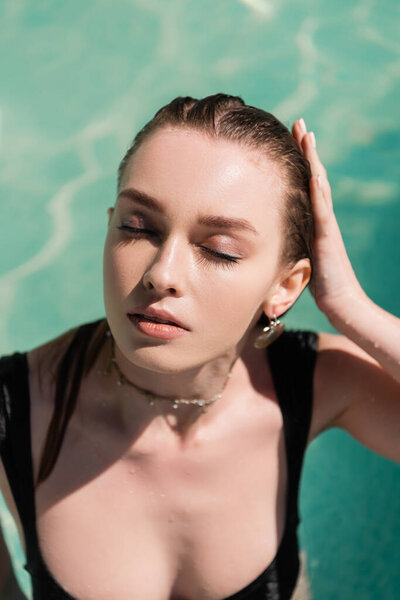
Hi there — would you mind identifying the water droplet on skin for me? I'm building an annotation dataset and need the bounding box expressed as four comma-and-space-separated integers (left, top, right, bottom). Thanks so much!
373, 342, 380, 349
322, 273, 328, 280
128, 468, 137, 474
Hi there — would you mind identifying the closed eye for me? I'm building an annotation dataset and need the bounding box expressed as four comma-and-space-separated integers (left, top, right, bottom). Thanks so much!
199, 246, 240, 264
118, 225, 156, 237
117, 225, 241, 267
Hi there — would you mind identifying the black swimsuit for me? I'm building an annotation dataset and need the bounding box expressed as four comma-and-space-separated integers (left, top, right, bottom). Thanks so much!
0, 320, 318, 600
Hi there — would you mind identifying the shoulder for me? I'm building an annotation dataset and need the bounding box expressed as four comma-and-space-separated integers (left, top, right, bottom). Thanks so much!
26, 318, 107, 474
0, 325, 80, 382
28, 318, 105, 380
27, 325, 80, 399
27, 317, 106, 403
0, 319, 103, 415
308, 331, 379, 445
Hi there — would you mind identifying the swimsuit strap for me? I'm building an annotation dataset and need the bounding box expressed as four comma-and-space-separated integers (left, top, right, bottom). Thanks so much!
266, 330, 318, 528
0, 319, 105, 572
0, 351, 36, 566
1, 324, 318, 600
262, 330, 318, 597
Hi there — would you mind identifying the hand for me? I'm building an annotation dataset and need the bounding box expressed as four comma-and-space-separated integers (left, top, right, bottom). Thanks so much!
291, 118, 365, 319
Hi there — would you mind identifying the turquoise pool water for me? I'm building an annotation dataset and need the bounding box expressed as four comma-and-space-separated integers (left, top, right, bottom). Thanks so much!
1, 1, 399, 598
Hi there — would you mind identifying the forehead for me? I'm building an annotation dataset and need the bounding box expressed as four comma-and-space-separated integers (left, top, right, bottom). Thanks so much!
120, 127, 284, 222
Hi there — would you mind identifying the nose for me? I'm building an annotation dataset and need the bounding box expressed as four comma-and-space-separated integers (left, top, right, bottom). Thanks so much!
142, 237, 185, 296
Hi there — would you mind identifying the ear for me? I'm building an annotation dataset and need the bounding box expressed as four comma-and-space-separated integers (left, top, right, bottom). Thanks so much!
263, 258, 311, 318
107, 207, 114, 225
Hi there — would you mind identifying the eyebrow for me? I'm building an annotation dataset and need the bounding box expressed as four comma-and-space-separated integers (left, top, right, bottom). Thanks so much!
117, 188, 259, 236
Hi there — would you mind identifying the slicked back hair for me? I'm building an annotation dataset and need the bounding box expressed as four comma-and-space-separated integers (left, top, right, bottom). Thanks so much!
36, 94, 313, 487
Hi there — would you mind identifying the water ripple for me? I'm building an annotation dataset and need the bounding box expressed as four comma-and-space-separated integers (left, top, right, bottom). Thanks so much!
273, 17, 319, 121
0, 119, 117, 347
238, 0, 276, 19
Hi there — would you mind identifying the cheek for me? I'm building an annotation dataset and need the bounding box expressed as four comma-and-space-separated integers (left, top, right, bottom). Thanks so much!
103, 238, 141, 301
197, 263, 275, 338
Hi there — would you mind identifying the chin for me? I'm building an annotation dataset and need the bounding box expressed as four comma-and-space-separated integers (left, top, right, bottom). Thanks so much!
122, 346, 196, 375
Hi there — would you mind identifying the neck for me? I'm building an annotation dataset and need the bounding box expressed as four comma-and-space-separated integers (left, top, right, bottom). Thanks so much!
113, 339, 239, 404
96, 328, 262, 435
95, 331, 264, 440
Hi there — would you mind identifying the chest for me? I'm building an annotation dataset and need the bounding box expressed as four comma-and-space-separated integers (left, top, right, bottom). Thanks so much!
30, 396, 289, 600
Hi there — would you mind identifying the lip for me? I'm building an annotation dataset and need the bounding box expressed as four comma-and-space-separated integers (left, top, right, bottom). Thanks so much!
127, 306, 190, 331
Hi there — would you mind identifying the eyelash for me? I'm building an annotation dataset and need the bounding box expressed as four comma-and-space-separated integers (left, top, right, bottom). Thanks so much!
117, 225, 240, 268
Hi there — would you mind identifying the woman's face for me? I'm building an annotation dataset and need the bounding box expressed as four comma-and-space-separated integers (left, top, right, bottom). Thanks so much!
103, 127, 286, 373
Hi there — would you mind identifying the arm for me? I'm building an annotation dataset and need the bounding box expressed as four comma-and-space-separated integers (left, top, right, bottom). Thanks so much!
312, 331, 400, 462
292, 119, 400, 462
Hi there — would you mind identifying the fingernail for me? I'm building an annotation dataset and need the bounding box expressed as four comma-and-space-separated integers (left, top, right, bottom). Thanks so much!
310, 131, 316, 148
299, 117, 307, 133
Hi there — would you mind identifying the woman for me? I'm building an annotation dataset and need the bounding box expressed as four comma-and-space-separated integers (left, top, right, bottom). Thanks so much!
0, 93, 399, 600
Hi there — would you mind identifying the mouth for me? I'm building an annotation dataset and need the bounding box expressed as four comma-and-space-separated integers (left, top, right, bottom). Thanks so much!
133, 314, 182, 327
127, 313, 189, 340
128, 307, 190, 331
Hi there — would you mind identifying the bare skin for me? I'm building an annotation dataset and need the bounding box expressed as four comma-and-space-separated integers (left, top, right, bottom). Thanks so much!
1, 123, 399, 600
1, 323, 300, 600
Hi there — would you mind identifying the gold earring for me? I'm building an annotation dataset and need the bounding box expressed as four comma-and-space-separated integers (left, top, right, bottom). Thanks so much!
253, 314, 285, 349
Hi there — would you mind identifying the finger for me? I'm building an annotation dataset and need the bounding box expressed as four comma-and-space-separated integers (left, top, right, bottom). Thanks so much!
301, 131, 326, 178
302, 132, 333, 208
310, 175, 332, 238
292, 118, 307, 149
310, 176, 329, 239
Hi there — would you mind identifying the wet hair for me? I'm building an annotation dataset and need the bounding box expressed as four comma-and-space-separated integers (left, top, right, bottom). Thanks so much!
35, 93, 313, 487
118, 93, 313, 275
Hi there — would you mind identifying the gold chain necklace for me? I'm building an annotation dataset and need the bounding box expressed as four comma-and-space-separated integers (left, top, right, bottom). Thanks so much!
105, 330, 237, 412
